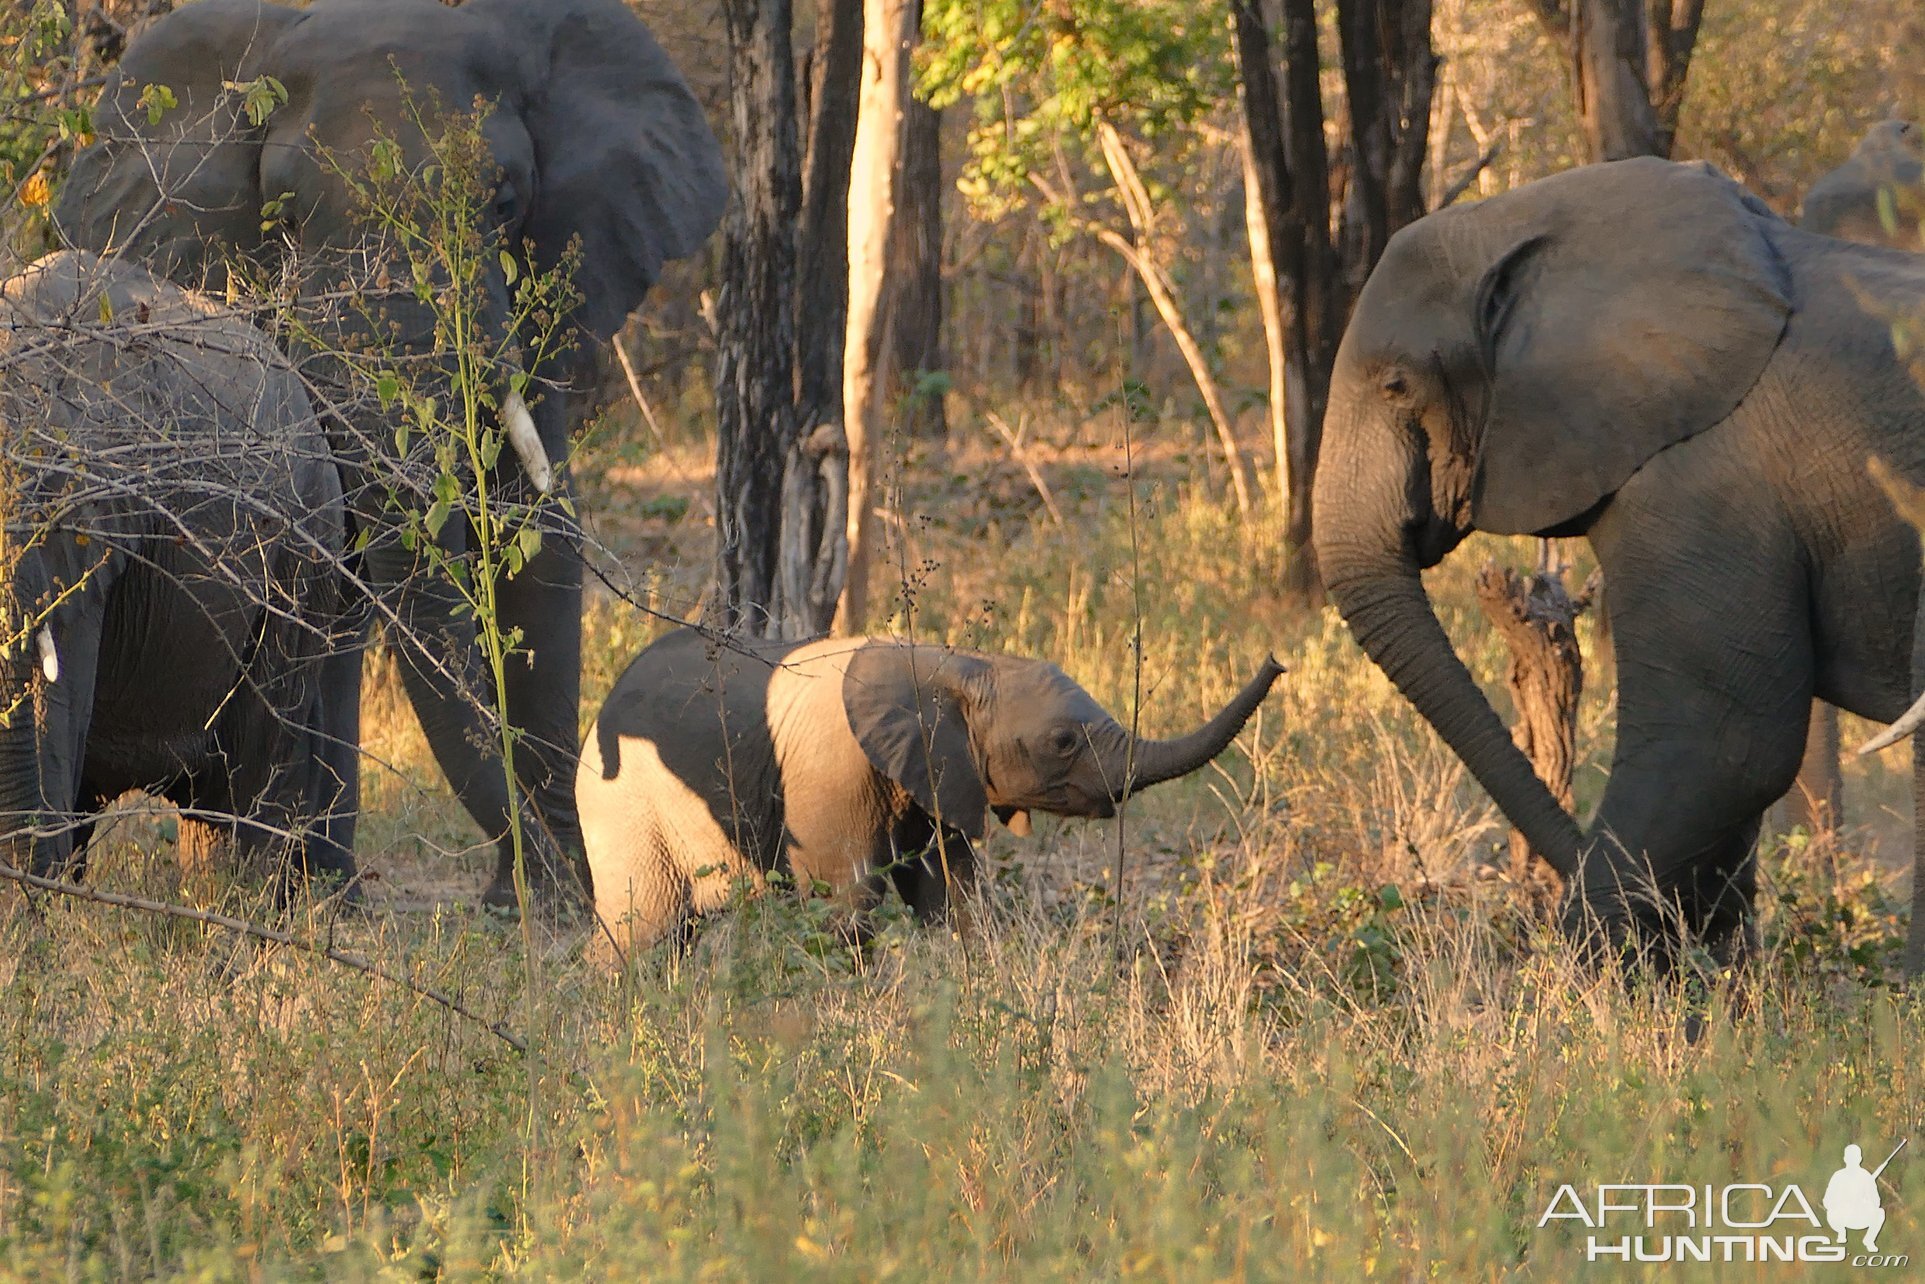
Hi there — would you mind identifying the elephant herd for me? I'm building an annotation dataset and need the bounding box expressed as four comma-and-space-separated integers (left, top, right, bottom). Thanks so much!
5, 0, 1925, 971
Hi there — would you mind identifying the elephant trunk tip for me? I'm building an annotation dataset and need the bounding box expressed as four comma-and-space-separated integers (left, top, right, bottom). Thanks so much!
1121, 656, 1287, 794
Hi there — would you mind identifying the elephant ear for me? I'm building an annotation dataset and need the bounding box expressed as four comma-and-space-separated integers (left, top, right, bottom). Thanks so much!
55, 0, 305, 284
470, 0, 728, 339
842, 644, 990, 842
1469, 158, 1793, 535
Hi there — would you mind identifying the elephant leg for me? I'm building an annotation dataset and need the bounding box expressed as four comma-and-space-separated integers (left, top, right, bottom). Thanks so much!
362, 533, 550, 903
888, 813, 979, 924
485, 501, 588, 907
303, 641, 365, 883
1570, 497, 1811, 964
15, 608, 105, 879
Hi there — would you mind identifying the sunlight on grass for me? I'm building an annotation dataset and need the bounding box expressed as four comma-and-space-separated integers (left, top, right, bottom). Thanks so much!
0, 425, 1916, 1277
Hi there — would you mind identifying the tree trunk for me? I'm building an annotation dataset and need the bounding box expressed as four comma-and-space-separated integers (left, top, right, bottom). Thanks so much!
835, 0, 914, 635
883, 28, 946, 439
714, 0, 802, 635
1239, 132, 1290, 515
1093, 122, 1253, 517
1476, 559, 1593, 894
777, 0, 864, 636
1528, 0, 1705, 162
1235, 0, 1340, 599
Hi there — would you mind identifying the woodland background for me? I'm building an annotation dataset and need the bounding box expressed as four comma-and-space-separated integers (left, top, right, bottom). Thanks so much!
0, 1, 1920, 1277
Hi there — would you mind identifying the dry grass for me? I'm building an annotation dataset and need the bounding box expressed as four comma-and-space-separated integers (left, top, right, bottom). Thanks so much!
0, 403, 1917, 1278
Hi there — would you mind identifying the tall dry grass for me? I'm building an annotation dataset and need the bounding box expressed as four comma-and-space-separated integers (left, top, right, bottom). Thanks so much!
0, 410, 1917, 1277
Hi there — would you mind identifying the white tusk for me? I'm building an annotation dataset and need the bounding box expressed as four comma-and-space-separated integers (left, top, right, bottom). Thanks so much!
1858, 691, 1925, 755
502, 387, 552, 495
36, 627, 57, 683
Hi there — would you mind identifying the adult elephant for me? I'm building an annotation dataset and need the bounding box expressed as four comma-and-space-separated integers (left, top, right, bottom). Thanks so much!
1773, 121, 1925, 844
1312, 157, 1925, 962
0, 250, 346, 880
56, 0, 727, 909
1802, 120, 1924, 250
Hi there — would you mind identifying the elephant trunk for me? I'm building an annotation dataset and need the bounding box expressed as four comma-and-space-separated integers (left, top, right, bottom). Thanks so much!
1118, 657, 1286, 793
1322, 558, 1583, 877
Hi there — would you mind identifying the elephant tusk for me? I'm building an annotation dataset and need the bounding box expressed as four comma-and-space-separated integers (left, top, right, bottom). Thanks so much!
36, 627, 57, 683
1858, 691, 1925, 755
502, 387, 553, 495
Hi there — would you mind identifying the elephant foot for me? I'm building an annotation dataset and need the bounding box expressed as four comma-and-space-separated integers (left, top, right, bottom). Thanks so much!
480, 852, 589, 922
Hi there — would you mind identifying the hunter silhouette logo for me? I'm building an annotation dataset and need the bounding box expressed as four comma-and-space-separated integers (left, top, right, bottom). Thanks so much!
1538, 1139, 1909, 1266
1826, 1142, 1904, 1253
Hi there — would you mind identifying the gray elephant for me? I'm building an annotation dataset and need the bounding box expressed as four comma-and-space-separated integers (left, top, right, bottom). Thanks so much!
1311, 157, 1925, 962
578, 628, 1285, 953
1773, 124, 1925, 851
55, 0, 727, 908
1801, 120, 1923, 250
0, 250, 345, 879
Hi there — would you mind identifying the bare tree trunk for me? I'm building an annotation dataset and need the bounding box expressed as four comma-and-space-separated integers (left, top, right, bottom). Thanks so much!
884, 25, 946, 439
1476, 559, 1593, 894
715, 0, 802, 634
777, 0, 863, 636
1240, 133, 1290, 514
835, 0, 914, 635
1234, 0, 1342, 600
1529, 0, 1704, 162
1092, 122, 1253, 517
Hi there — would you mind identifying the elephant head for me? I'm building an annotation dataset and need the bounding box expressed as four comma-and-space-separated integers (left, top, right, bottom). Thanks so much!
842, 645, 1287, 839
1801, 120, 1924, 249
1311, 158, 1793, 879
57, 0, 724, 463
55, 0, 726, 906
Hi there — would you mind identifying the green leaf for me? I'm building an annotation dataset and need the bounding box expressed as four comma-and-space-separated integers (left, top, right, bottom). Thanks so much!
499, 250, 519, 286
424, 497, 451, 538
375, 372, 400, 407
515, 525, 542, 565
136, 83, 176, 127
97, 292, 112, 325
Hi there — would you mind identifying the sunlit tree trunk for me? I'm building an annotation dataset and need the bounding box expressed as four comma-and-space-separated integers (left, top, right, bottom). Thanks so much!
1240, 133, 1289, 515
778, 0, 864, 635
836, 0, 914, 634
1528, 0, 1705, 162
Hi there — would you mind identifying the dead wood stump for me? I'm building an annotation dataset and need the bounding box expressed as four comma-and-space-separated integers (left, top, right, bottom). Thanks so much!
1475, 558, 1597, 899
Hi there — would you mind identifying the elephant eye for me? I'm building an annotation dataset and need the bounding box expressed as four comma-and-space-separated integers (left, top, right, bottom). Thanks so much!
492, 183, 522, 228
1379, 370, 1410, 400
1048, 727, 1079, 755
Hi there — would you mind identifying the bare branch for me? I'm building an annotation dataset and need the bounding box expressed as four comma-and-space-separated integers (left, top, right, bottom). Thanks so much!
0, 859, 528, 1053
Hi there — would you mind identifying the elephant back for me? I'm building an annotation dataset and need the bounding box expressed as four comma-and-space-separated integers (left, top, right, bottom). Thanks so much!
592, 628, 803, 867
0, 250, 336, 584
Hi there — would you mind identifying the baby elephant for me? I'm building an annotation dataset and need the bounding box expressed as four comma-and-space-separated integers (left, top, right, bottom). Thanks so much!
579, 628, 1284, 952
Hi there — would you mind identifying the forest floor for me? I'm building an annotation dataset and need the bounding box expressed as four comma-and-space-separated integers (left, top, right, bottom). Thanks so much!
0, 398, 1918, 1278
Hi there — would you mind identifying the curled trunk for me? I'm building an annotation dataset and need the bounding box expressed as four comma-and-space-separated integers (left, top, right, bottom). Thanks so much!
1124, 657, 1287, 792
